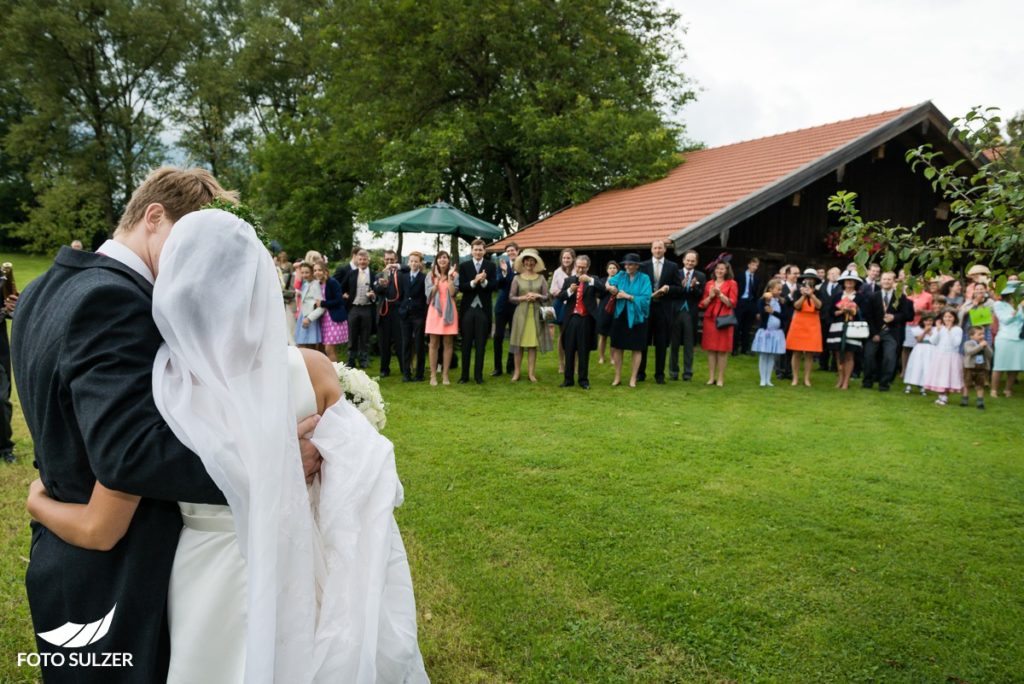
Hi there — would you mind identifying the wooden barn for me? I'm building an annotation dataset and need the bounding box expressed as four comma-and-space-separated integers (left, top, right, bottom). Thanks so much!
490, 101, 976, 273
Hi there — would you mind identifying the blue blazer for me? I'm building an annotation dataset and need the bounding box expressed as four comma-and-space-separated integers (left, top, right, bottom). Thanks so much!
321, 276, 347, 322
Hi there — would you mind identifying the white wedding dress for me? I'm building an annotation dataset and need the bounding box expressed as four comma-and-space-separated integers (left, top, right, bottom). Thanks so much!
167, 347, 428, 683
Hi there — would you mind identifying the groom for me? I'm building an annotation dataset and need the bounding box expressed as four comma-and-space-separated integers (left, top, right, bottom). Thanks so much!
12, 167, 322, 683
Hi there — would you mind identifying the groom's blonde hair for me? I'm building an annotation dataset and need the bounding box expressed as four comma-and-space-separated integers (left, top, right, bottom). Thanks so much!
114, 166, 238, 235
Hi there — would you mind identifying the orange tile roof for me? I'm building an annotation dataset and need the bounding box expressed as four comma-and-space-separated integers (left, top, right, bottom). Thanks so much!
491, 106, 917, 251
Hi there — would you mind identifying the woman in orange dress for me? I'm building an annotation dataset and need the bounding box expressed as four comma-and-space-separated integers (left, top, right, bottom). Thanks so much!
785, 268, 823, 387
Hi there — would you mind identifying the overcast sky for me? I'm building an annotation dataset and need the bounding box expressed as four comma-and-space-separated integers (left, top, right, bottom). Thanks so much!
671, 0, 1024, 147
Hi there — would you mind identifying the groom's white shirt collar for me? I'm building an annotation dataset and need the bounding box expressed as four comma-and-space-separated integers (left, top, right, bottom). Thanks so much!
97, 239, 155, 286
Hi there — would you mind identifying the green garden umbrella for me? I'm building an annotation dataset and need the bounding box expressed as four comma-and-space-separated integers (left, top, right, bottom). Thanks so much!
368, 201, 503, 241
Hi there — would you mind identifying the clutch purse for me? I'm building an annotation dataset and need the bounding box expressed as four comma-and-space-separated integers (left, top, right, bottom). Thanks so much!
715, 314, 737, 329
539, 306, 556, 322
845, 321, 870, 339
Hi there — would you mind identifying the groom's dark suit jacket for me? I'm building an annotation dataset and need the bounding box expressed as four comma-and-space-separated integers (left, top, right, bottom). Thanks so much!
12, 247, 226, 683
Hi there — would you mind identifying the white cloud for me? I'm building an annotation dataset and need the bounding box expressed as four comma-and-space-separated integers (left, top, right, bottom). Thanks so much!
670, 0, 1024, 146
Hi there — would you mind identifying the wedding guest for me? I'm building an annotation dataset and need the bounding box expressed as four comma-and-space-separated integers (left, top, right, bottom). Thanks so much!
596, 260, 620, 365
751, 279, 786, 387
70, 239, 84, 250
826, 270, 866, 390
964, 264, 991, 301
492, 242, 519, 376
961, 325, 992, 409
785, 269, 823, 387
924, 308, 963, 406
457, 239, 497, 384
425, 251, 459, 386
558, 255, 605, 389
341, 248, 376, 369
333, 246, 359, 286
508, 248, 552, 383
862, 271, 912, 391
901, 275, 934, 378
640, 240, 682, 383
314, 262, 348, 362
398, 251, 428, 382
700, 258, 738, 387
902, 312, 936, 396
733, 256, 762, 356
777, 265, 801, 380
859, 262, 881, 297
373, 249, 404, 378
941, 278, 964, 307
0, 263, 16, 463
277, 251, 297, 340
958, 281, 995, 345
605, 253, 652, 387
294, 262, 325, 351
549, 248, 576, 375
670, 250, 706, 381
991, 281, 1024, 398
817, 267, 841, 371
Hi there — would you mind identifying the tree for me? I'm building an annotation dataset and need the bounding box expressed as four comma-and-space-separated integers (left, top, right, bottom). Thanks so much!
0, 72, 35, 248
1, 0, 195, 249
828, 107, 1024, 285
316, 0, 693, 233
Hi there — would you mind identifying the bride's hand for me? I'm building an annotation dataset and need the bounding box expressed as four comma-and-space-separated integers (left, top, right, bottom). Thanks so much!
297, 415, 322, 485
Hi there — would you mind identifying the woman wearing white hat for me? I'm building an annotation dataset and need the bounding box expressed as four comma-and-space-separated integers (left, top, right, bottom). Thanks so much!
826, 270, 867, 390
508, 248, 553, 382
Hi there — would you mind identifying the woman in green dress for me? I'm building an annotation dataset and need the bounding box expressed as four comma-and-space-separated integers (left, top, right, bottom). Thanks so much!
509, 248, 553, 382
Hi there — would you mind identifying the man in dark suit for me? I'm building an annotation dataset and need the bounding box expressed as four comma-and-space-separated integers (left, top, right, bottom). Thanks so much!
373, 249, 404, 377
777, 264, 801, 379
858, 262, 881, 297
341, 248, 376, 369
670, 249, 706, 381
817, 267, 841, 371
333, 246, 359, 285
11, 168, 321, 684
639, 239, 683, 384
733, 256, 763, 355
557, 255, 606, 389
861, 270, 913, 391
491, 242, 519, 376
457, 239, 497, 384
398, 251, 428, 382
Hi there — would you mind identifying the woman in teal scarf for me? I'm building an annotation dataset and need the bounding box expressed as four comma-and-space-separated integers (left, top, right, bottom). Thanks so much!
604, 253, 652, 387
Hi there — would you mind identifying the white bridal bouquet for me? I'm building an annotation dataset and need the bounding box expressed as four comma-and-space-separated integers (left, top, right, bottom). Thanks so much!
333, 363, 387, 431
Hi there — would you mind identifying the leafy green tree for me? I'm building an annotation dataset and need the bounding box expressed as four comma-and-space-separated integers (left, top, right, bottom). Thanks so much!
1, 0, 195, 248
317, 0, 693, 232
0, 73, 35, 248
829, 107, 1024, 283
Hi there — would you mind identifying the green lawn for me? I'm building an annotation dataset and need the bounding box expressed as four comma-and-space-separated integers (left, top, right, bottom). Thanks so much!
2, 251, 1023, 682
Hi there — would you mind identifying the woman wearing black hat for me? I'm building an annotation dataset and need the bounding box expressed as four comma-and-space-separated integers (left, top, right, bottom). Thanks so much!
604, 253, 652, 387
785, 268, 824, 387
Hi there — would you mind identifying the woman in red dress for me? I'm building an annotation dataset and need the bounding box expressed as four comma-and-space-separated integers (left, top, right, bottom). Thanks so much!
700, 260, 738, 386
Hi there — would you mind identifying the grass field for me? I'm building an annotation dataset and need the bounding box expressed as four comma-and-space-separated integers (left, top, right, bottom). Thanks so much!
2, 251, 1023, 682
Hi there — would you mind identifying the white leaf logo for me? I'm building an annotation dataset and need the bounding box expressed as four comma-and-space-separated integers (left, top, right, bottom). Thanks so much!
37, 604, 116, 648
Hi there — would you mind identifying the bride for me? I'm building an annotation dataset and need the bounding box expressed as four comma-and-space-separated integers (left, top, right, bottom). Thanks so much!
27, 209, 428, 683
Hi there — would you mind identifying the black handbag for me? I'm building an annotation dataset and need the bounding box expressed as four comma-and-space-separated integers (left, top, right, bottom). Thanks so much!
715, 314, 737, 329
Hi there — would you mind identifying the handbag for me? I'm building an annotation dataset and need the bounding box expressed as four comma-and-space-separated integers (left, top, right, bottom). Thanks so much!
845, 321, 870, 339
715, 314, 737, 329
539, 305, 556, 322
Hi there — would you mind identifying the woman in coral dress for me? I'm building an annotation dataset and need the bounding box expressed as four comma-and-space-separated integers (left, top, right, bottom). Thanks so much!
699, 259, 738, 386
785, 269, 823, 387
425, 250, 459, 386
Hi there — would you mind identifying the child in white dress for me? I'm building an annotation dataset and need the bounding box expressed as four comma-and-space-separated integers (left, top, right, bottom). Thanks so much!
924, 309, 963, 405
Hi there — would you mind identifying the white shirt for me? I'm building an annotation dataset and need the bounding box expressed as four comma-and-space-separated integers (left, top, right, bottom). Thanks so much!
96, 239, 155, 285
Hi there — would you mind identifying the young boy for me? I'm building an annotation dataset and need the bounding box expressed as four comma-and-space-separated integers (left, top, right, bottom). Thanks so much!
962, 325, 993, 409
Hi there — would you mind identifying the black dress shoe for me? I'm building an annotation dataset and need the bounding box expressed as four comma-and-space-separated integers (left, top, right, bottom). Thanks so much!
475, 378, 484, 385
458, 378, 469, 384
491, 369, 503, 377
414, 376, 425, 382
579, 381, 590, 390
636, 374, 646, 382
683, 374, 692, 381
379, 370, 390, 378
559, 380, 574, 388
879, 384, 890, 392
862, 382, 873, 389
669, 373, 679, 381
402, 376, 413, 383
655, 377, 666, 385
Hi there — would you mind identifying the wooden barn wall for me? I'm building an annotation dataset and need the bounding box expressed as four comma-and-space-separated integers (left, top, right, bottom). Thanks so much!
694, 131, 952, 271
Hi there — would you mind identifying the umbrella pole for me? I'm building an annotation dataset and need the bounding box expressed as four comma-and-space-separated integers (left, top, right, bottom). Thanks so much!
396, 231, 404, 260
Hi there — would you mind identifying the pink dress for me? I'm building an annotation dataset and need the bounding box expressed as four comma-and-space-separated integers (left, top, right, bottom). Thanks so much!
425, 276, 459, 336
